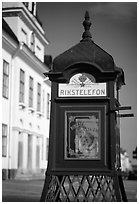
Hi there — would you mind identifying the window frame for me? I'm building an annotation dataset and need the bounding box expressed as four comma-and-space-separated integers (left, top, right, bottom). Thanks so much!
19, 69, 25, 103
37, 83, 41, 112
42, 89, 45, 114
2, 60, 9, 99
46, 138, 49, 160
21, 28, 28, 45
46, 93, 50, 119
2, 124, 8, 157
29, 76, 34, 108
30, 32, 35, 53
36, 45, 41, 51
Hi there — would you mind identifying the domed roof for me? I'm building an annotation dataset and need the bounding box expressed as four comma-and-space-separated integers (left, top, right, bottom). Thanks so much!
53, 11, 115, 73
46, 11, 124, 84
53, 40, 115, 72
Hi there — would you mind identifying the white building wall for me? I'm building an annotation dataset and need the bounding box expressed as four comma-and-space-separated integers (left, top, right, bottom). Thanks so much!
35, 37, 44, 62
9, 55, 51, 173
3, 17, 19, 38
18, 19, 31, 46
2, 49, 12, 170
3, 2, 22, 8
11, 130, 18, 169
2, 41, 50, 177
2, 2, 50, 179
2, 49, 11, 122
22, 132, 28, 170
4, 13, 45, 62
32, 135, 36, 170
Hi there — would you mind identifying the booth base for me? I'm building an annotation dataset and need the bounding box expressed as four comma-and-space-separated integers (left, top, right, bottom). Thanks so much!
40, 173, 127, 202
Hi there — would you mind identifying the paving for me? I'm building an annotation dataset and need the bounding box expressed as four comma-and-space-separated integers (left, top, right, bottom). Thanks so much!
2, 179, 43, 202
2, 179, 137, 202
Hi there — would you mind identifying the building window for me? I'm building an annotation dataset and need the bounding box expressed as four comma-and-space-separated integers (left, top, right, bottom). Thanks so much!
3, 60, 9, 99
37, 45, 41, 51
30, 32, 35, 53
29, 76, 34, 107
2, 124, 7, 157
21, 28, 27, 45
41, 137, 44, 160
19, 69, 25, 103
46, 93, 50, 119
46, 138, 49, 160
37, 83, 41, 112
42, 90, 45, 114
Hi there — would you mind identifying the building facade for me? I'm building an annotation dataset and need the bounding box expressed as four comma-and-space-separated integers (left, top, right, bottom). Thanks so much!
2, 2, 51, 179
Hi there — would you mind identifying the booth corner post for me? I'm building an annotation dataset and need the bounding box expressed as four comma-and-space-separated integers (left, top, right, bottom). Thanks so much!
40, 11, 129, 202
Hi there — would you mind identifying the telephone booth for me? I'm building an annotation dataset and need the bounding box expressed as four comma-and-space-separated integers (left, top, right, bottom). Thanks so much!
40, 11, 129, 202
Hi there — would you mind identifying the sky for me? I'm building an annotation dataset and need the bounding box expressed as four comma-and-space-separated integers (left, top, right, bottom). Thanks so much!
37, 2, 137, 163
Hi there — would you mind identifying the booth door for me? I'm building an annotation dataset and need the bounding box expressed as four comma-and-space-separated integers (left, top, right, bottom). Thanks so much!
53, 101, 110, 172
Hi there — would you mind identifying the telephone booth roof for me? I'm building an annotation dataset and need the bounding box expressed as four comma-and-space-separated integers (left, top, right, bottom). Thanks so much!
53, 11, 114, 73
48, 11, 125, 84
53, 40, 115, 73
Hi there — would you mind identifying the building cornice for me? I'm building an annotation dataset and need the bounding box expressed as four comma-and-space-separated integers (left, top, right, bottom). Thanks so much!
2, 31, 50, 77
2, 30, 18, 54
3, 7, 49, 45
12, 126, 44, 137
19, 42, 50, 75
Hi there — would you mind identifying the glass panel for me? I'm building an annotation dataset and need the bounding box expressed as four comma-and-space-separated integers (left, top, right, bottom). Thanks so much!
2, 124, 7, 157
3, 60, 9, 98
65, 111, 100, 160
47, 93, 50, 119
29, 76, 33, 107
37, 83, 41, 111
3, 60, 9, 75
20, 69, 24, 82
42, 90, 45, 113
21, 28, 27, 45
19, 69, 25, 102
46, 138, 49, 160
19, 83, 24, 102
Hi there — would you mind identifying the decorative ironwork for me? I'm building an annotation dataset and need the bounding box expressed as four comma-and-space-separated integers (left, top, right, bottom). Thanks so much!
69, 73, 96, 85
44, 175, 117, 202
82, 11, 92, 41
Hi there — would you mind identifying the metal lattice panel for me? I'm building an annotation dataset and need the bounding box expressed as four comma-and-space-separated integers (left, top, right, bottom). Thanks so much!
45, 175, 117, 202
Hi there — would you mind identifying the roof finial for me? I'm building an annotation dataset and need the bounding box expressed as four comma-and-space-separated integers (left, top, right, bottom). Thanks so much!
82, 11, 92, 41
